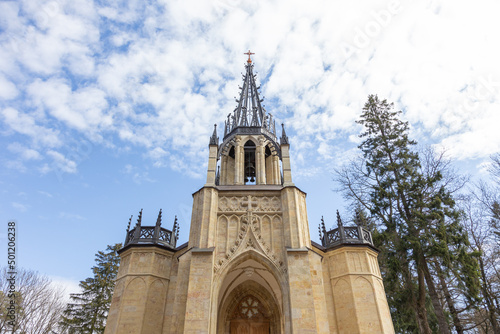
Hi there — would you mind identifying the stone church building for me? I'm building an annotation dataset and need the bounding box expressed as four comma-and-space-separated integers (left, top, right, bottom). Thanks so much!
104, 54, 395, 334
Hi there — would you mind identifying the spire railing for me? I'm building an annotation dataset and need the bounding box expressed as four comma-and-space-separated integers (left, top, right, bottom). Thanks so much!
318, 211, 373, 249
124, 209, 179, 249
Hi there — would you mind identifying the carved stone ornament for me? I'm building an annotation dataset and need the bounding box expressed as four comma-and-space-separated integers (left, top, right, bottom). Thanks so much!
218, 196, 281, 213
214, 212, 287, 276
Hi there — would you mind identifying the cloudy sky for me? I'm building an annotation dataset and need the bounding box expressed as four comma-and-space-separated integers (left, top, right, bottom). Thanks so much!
1, 0, 499, 294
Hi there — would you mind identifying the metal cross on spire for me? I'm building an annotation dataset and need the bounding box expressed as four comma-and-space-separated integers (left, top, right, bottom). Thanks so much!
244, 50, 255, 63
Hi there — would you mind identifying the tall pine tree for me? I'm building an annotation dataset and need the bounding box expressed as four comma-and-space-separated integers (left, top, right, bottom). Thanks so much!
60, 243, 121, 334
336, 95, 480, 333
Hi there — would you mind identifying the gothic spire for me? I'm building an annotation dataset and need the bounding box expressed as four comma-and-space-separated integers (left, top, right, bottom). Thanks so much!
223, 52, 277, 141
280, 123, 289, 145
209, 124, 218, 146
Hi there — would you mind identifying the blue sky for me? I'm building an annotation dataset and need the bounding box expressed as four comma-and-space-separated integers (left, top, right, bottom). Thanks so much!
1, 0, 499, 295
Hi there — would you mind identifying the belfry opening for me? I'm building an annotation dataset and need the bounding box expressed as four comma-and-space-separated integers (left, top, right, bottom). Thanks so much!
244, 140, 256, 184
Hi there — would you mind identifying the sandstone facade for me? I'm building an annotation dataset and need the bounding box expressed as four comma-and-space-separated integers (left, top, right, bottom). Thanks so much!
104, 57, 395, 334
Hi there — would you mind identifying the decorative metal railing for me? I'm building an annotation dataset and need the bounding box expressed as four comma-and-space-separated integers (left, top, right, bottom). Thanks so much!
123, 209, 179, 249
319, 211, 374, 249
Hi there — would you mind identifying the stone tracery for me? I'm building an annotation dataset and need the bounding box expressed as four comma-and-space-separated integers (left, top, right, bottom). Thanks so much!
214, 211, 286, 275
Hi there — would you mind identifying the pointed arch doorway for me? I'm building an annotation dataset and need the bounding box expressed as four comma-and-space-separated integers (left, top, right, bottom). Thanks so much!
216, 256, 284, 334
229, 294, 270, 334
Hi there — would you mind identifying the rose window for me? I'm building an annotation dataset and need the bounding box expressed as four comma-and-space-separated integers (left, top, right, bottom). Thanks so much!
241, 296, 259, 318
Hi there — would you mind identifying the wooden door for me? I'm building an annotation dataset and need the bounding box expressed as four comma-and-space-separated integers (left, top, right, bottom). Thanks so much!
250, 321, 270, 334
230, 319, 270, 334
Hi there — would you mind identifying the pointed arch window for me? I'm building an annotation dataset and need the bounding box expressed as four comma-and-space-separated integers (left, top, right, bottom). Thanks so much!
244, 140, 256, 184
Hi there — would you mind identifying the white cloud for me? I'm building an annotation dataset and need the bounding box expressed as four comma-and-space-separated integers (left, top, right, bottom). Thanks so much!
122, 164, 157, 184
123, 164, 134, 174
0, 75, 18, 99
28, 78, 110, 133
6, 0, 99, 76
12, 202, 29, 212
47, 150, 77, 174
5, 160, 27, 172
147, 146, 169, 161
38, 190, 54, 198
0, 0, 498, 179
49, 276, 81, 303
59, 212, 86, 220
1, 108, 61, 147
8, 142, 42, 160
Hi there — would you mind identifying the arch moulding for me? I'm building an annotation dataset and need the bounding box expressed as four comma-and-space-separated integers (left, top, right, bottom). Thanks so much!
210, 249, 291, 333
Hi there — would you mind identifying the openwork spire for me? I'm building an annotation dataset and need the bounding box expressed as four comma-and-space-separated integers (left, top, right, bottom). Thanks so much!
280, 123, 289, 144
223, 52, 277, 140
209, 124, 218, 146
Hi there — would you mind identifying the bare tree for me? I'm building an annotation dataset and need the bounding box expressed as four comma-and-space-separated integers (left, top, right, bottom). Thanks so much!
0, 267, 66, 334
461, 195, 500, 333
489, 153, 500, 184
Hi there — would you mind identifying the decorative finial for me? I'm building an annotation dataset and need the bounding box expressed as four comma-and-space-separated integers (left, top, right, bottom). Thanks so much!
321, 216, 327, 234
355, 209, 363, 227
156, 209, 162, 227
319, 216, 326, 239
209, 124, 219, 146
280, 123, 289, 145
137, 209, 143, 227
244, 50, 255, 64
215, 165, 220, 185
336, 210, 343, 228
173, 215, 179, 240
126, 215, 132, 232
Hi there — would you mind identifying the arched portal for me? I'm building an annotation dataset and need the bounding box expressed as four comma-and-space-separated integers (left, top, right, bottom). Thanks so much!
215, 251, 286, 334
229, 293, 270, 333
218, 280, 281, 334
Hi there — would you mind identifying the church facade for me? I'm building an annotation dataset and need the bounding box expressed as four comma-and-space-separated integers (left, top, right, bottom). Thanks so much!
104, 55, 395, 334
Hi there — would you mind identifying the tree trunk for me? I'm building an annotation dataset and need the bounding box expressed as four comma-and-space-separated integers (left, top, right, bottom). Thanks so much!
416, 264, 433, 334
436, 265, 464, 334
478, 256, 500, 333
400, 253, 432, 334
421, 255, 451, 334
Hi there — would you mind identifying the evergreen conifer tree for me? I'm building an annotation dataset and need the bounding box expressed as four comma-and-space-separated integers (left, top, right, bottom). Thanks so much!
60, 243, 121, 334
336, 95, 480, 333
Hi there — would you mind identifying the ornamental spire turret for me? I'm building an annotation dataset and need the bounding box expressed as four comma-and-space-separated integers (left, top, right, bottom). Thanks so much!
223, 51, 277, 142
209, 124, 218, 146
214, 52, 290, 186
280, 123, 289, 145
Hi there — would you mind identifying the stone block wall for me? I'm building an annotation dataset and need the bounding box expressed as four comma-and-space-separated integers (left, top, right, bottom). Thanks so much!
104, 246, 174, 334
324, 246, 394, 334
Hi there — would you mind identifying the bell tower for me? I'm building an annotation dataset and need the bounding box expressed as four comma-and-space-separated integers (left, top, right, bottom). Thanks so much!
207, 51, 286, 188
104, 52, 395, 334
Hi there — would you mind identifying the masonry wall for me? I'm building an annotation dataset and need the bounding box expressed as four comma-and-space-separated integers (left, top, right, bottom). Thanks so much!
104, 246, 175, 334
105, 183, 395, 334
323, 246, 395, 334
